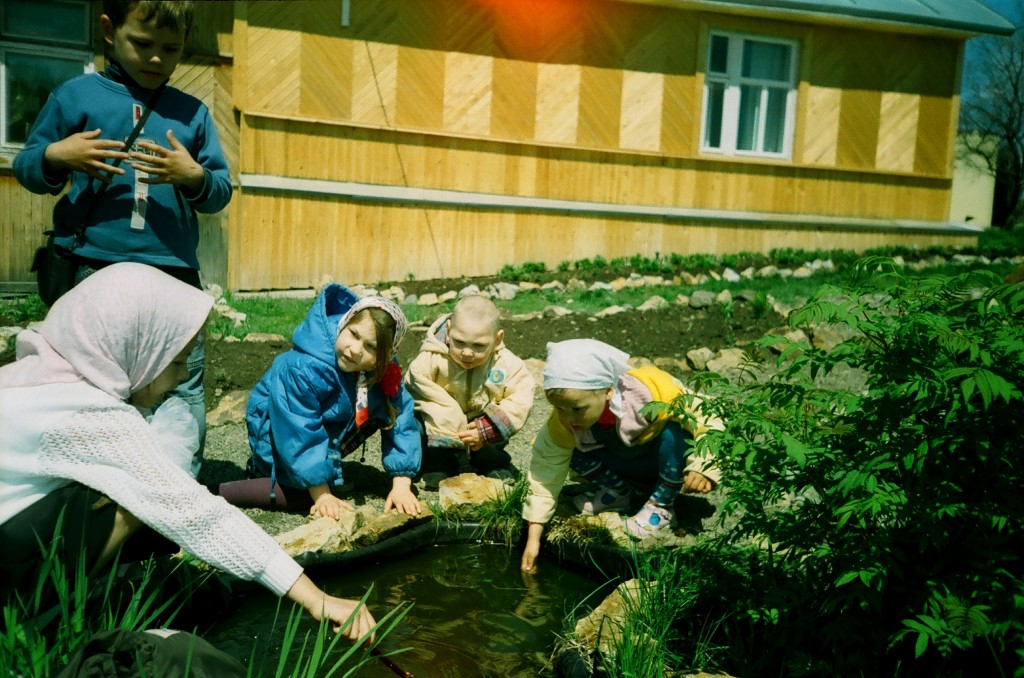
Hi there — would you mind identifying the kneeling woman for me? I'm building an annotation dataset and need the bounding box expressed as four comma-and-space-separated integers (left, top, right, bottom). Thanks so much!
0, 263, 376, 641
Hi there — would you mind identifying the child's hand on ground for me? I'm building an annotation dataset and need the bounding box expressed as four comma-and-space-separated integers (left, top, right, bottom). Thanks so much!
44, 129, 129, 183
457, 426, 484, 451
309, 486, 353, 520
682, 471, 713, 494
384, 476, 421, 516
132, 130, 204, 193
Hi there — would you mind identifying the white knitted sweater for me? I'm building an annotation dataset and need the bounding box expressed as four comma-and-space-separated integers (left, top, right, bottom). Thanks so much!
0, 382, 301, 597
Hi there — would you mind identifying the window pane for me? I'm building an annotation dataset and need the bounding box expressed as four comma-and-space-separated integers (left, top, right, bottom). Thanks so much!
763, 87, 788, 154
741, 40, 790, 81
703, 82, 724, 148
6, 52, 84, 144
2, 0, 89, 45
709, 35, 728, 74
736, 84, 761, 151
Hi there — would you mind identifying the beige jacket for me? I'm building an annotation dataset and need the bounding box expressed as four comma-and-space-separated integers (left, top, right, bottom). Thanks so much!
404, 314, 535, 449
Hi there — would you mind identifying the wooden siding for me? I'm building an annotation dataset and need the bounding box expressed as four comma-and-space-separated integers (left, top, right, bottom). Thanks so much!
238, 2, 960, 178
230, 187, 972, 290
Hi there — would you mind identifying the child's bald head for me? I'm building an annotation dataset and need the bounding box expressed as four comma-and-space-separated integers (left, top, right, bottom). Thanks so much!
447, 295, 503, 369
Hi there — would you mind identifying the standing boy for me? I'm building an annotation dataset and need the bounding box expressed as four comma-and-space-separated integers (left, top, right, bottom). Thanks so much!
14, 0, 232, 474
405, 295, 535, 484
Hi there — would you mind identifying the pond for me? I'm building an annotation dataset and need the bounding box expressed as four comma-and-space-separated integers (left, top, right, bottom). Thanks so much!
206, 543, 612, 677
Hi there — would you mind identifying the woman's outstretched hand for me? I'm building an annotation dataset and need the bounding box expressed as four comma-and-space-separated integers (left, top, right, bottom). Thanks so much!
287, 574, 377, 642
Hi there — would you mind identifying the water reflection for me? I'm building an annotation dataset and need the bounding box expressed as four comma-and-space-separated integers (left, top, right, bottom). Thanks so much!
208, 543, 609, 677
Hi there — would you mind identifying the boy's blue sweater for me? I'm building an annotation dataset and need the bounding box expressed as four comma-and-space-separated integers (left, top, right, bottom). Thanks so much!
14, 69, 232, 270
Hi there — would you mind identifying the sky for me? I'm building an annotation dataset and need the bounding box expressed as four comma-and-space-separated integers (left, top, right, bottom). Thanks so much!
962, 0, 1020, 95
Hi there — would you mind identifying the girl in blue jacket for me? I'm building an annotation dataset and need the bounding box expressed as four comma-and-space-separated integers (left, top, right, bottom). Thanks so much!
217, 286, 422, 518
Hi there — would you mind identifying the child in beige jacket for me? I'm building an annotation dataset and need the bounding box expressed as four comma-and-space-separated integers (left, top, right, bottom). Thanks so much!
404, 296, 535, 484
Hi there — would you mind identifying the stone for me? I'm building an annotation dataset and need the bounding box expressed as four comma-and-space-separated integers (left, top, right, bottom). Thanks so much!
274, 512, 361, 556
0, 326, 24, 346
792, 266, 814, 278
541, 280, 565, 292
686, 347, 715, 371
594, 305, 629, 318
654, 357, 690, 372
458, 284, 481, 297
757, 265, 778, 278
438, 290, 458, 304
490, 282, 519, 300
380, 286, 405, 301
673, 294, 690, 306
637, 295, 669, 312
642, 275, 665, 286
573, 579, 655, 656
722, 267, 741, 283
437, 473, 505, 509
609, 277, 628, 292
688, 290, 716, 309
715, 289, 733, 304
351, 506, 434, 547
543, 305, 573, 318
565, 278, 587, 293
809, 322, 864, 353
243, 332, 287, 344
588, 281, 614, 292
417, 292, 439, 306
207, 389, 249, 427
707, 348, 747, 374
518, 281, 541, 291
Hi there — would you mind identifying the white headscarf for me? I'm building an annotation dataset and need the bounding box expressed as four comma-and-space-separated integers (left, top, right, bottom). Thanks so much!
542, 339, 630, 391
0, 263, 213, 400
337, 295, 409, 352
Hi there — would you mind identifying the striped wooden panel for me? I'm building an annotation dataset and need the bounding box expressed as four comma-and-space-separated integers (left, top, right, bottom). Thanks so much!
876, 92, 919, 173
535, 63, 581, 144
351, 41, 398, 126
802, 85, 841, 166
620, 70, 664, 152
837, 88, 881, 170
187, 0, 234, 57
659, 14, 697, 157
915, 95, 954, 177
246, 2, 302, 115
578, 65, 622, 148
443, 52, 493, 136
490, 58, 537, 141
300, 3, 351, 120
397, 47, 445, 130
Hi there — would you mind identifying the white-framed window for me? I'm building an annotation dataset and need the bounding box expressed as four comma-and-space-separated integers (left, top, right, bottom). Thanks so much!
1, 0, 93, 149
700, 30, 798, 159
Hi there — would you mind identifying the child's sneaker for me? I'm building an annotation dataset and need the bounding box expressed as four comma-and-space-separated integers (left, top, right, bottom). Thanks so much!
573, 486, 631, 515
625, 502, 676, 539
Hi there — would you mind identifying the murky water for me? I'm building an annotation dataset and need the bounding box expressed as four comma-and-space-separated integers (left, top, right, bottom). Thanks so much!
207, 543, 609, 677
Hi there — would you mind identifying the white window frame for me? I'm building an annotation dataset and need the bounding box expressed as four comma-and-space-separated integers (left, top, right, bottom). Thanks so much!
700, 30, 798, 160
0, 0, 93, 152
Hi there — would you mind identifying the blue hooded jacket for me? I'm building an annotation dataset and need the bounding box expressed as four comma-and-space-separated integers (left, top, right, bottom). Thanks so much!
246, 284, 421, 488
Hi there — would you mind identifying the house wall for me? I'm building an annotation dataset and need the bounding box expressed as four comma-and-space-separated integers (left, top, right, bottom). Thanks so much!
0, 0, 979, 291
227, 0, 975, 290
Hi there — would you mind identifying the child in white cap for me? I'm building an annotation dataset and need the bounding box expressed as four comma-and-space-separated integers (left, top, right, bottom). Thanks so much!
521, 339, 719, 571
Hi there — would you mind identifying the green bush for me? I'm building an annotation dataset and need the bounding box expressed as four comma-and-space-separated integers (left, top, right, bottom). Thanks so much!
655, 257, 1024, 675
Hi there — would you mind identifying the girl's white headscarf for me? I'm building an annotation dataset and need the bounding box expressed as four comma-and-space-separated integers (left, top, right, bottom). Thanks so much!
337, 296, 408, 352
0, 262, 213, 400
542, 339, 630, 390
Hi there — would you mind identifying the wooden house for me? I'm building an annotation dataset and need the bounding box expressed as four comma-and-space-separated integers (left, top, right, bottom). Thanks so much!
0, 0, 1014, 292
